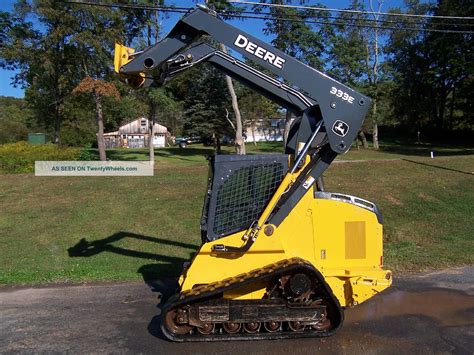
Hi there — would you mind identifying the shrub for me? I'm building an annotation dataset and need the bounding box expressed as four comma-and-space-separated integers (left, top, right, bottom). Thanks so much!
76, 144, 99, 161
61, 123, 96, 147
0, 120, 29, 144
0, 141, 81, 173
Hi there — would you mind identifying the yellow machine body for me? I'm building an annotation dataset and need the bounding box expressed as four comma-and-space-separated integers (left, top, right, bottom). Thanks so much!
180, 166, 391, 308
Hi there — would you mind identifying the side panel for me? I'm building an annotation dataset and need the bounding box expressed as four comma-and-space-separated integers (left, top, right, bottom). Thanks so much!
311, 199, 383, 270
310, 198, 390, 306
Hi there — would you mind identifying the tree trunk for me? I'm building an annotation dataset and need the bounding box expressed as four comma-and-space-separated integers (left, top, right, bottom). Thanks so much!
283, 110, 292, 146
216, 136, 221, 153
54, 103, 61, 144
94, 91, 106, 161
149, 101, 157, 166
449, 85, 456, 131
372, 99, 379, 150
373, 121, 379, 150
359, 130, 369, 148
438, 84, 447, 130
213, 133, 222, 154
53, 37, 62, 145
251, 122, 257, 146
219, 43, 245, 155
369, 0, 383, 150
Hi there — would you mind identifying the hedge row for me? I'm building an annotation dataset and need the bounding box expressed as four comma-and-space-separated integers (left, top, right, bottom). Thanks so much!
0, 141, 82, 173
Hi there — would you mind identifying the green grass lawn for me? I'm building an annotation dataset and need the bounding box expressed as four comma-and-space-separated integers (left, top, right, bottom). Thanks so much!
103, 140, 474, 162
0, 142, 473, 285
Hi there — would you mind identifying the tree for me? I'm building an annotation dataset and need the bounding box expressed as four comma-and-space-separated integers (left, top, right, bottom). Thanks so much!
239, 90, 279, 145
219, 44, 246, 155
73, 77, 120, 161
72, 2, 131, 158
103, 87, 148, 133
180, 66, 232, 153
367, 0, 384, 150
131, 14, 161, 162
128, 1, 172, 163
61, 94, 97, 147
1, 1, 80, 143
144, 88, 178, 164
328, 0, 370, 148
387, 0, 473, 133
260, 0, 330, 144
200, 0, 246, 154
1, 1, 133, 147
0, 97, 32, 143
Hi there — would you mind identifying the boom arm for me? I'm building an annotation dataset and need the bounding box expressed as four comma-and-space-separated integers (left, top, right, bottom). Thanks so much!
155, 42, 316, 114
117, 6, 371, 155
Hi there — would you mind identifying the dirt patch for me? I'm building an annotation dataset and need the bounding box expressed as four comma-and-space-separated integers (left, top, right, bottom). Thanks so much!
417, 192, 439, 202
385, 194, 403, 206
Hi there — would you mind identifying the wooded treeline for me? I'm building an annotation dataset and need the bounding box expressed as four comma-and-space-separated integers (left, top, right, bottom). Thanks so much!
0, 0, 472, 151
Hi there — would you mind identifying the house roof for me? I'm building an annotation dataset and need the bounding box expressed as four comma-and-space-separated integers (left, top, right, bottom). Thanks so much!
105, 117, 168, 135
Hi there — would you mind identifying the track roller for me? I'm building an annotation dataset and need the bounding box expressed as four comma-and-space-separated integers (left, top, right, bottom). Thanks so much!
197, 322, 215, 335
288, 321, 305, 332
243, 322, 260, 333
223, 322, 241, 334
264, 321, 281, 332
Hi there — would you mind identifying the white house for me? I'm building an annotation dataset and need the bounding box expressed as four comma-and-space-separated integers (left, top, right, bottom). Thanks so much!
104, 117, 168, 148
245, 118, 293, 143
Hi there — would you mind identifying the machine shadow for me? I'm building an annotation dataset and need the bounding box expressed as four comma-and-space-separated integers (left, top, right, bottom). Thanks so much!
68, 231, 198, 290
402, 158, 474, 176
68, 231, 199, 340
380, 144, 474, 157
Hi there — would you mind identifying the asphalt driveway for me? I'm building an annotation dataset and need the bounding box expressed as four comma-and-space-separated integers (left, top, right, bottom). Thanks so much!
1, 267, 473, 354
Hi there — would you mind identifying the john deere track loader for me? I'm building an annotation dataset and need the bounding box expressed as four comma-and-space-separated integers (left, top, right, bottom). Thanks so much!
115, 5, 392, 342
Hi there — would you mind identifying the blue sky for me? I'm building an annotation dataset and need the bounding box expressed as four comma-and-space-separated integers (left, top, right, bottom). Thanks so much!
0, 0, 406, 98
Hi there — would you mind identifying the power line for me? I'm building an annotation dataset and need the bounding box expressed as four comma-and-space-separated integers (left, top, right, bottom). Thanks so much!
65, 1, 190, 13
230, 9, 474, 28
229, 1, 474, 21
230, 13, 474, 34
65, 1, 474, 34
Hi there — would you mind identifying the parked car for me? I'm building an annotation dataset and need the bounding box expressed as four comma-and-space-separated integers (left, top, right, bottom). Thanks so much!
174, 136, 202, 148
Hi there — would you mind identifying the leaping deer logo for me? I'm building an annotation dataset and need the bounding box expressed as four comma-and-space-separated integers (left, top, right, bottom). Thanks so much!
332, 120, 349, 137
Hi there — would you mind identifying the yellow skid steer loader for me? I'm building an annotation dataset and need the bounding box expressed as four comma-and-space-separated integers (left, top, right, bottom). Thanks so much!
115, 5, 391, 342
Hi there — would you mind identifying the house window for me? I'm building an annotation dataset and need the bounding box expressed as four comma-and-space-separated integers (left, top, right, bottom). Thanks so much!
122, 135, 126, 139
141, 119, 147, 126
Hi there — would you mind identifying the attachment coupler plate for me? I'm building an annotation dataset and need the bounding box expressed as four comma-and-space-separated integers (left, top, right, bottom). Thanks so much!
114, 43, 146, 89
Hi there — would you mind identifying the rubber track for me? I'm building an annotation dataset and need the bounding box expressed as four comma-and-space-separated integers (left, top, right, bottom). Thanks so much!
160, 257, 344, 342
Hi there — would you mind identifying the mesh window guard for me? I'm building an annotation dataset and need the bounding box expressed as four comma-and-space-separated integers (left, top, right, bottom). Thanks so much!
202, 154, 288, 241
